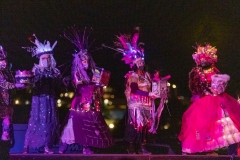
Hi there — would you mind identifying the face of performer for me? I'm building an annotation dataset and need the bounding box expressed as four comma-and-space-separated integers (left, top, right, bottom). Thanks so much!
136, 59, 145, 70
199, 58, 211, 67
40, 54, 51, 68
152, 82, 158, 92
81, 59, 89, 69
0, 59, 6, 70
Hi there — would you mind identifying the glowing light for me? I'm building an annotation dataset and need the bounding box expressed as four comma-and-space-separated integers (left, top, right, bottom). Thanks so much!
110, 95, 115, 98
57, 103, 62, 107
167, 82, 171, 86
119, 105, 126, 109
104, 99, 109, 105
164, 123, 170, 129
172, 84, 177, 89
103, 86, 107, 92
57, 99, 61, 104
25, 100, 30, 105
108, 101, 112, 105
69, 92, 74, 98
103, 94, 110, 99
109, 123, 114, 129
15, 100, 20, 105
60, 93, 64, 97
64, 93, 68, 97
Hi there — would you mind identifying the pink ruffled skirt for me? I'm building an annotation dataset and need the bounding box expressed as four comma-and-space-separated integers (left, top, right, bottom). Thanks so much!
179, 93, 240, 153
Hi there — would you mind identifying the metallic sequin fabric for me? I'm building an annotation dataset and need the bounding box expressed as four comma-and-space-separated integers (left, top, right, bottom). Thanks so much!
24, 95, 58, 148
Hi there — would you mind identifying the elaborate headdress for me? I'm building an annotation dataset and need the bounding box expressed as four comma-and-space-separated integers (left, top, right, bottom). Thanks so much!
22, 34, 57, 58
0, 46, 7, 60
63, 26, 95, 82
114, 27, 144, 68
63, 26, 93, 61
192, 43, 217, 65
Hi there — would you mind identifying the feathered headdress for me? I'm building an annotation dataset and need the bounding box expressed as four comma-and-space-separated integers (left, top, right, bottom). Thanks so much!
114, 27, 144, 68
192, 43, 217, 65
0, 46, 7, 60
22, 34, 57, 58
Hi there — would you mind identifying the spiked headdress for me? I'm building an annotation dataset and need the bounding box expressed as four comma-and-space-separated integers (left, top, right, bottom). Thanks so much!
22, 34, 57, 58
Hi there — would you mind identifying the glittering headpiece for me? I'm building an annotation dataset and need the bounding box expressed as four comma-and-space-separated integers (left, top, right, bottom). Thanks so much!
192, 43, 217, 65
114, 27, 144, 68
0, 46, 7, 60
22, 34, 57, 58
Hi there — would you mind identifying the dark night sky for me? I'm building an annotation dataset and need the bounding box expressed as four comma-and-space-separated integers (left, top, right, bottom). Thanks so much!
1, 0, 240, 98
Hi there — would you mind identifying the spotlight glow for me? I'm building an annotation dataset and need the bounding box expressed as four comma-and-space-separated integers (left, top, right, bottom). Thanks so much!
109, 123, 114, 129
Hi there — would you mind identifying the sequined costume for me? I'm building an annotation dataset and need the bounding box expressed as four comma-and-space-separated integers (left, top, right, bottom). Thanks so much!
178, 44, 240, 154
59, 26, 113, 154
0, 45, 24, 159
123, 70, 152, 144
0, 67, 15, 143
0, 46, 17, 147
60, 82, 114, 149
23, 35, 61, 153
109, 27, 156, 154
24, 66, 60, 149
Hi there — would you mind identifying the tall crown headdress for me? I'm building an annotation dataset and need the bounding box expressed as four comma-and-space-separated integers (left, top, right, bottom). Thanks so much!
192, 43, 217, 65
114, 27, 144, 68
22, 34, 57, 58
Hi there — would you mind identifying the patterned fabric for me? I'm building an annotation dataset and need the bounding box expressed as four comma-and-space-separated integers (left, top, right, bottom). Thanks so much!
24, 95, 59, 148
24, 66, 60, 149
0, 69, 14, 144
123, 71, 153, 146
66, 110, 114, 148
189, 67, 219, 101
60, 84, 114, 148
125, 71, 151, 107
0, 70, 14, 109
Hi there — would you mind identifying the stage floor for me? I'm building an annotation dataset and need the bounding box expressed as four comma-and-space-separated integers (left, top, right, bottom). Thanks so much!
10, 154, 240, 160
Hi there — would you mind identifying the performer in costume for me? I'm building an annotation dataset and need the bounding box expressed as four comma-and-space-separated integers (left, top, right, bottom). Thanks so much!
113, 28, 158, 154
59, 26, 114, 154
23, 34, 61, 154
178, 44, 240, 154
0, 45, 24, 158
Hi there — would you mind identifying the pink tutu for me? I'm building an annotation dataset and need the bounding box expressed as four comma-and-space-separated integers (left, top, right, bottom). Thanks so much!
179, 93, 240, 153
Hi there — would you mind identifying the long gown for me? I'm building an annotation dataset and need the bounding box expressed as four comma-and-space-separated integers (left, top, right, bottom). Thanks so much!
60, 83, 114, 148
24, 67, 60, 148
178, 68, 240, 153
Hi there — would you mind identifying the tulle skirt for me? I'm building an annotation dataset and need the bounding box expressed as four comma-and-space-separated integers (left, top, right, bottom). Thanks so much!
178, 93, 240, 153
60, 117, 75, 144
